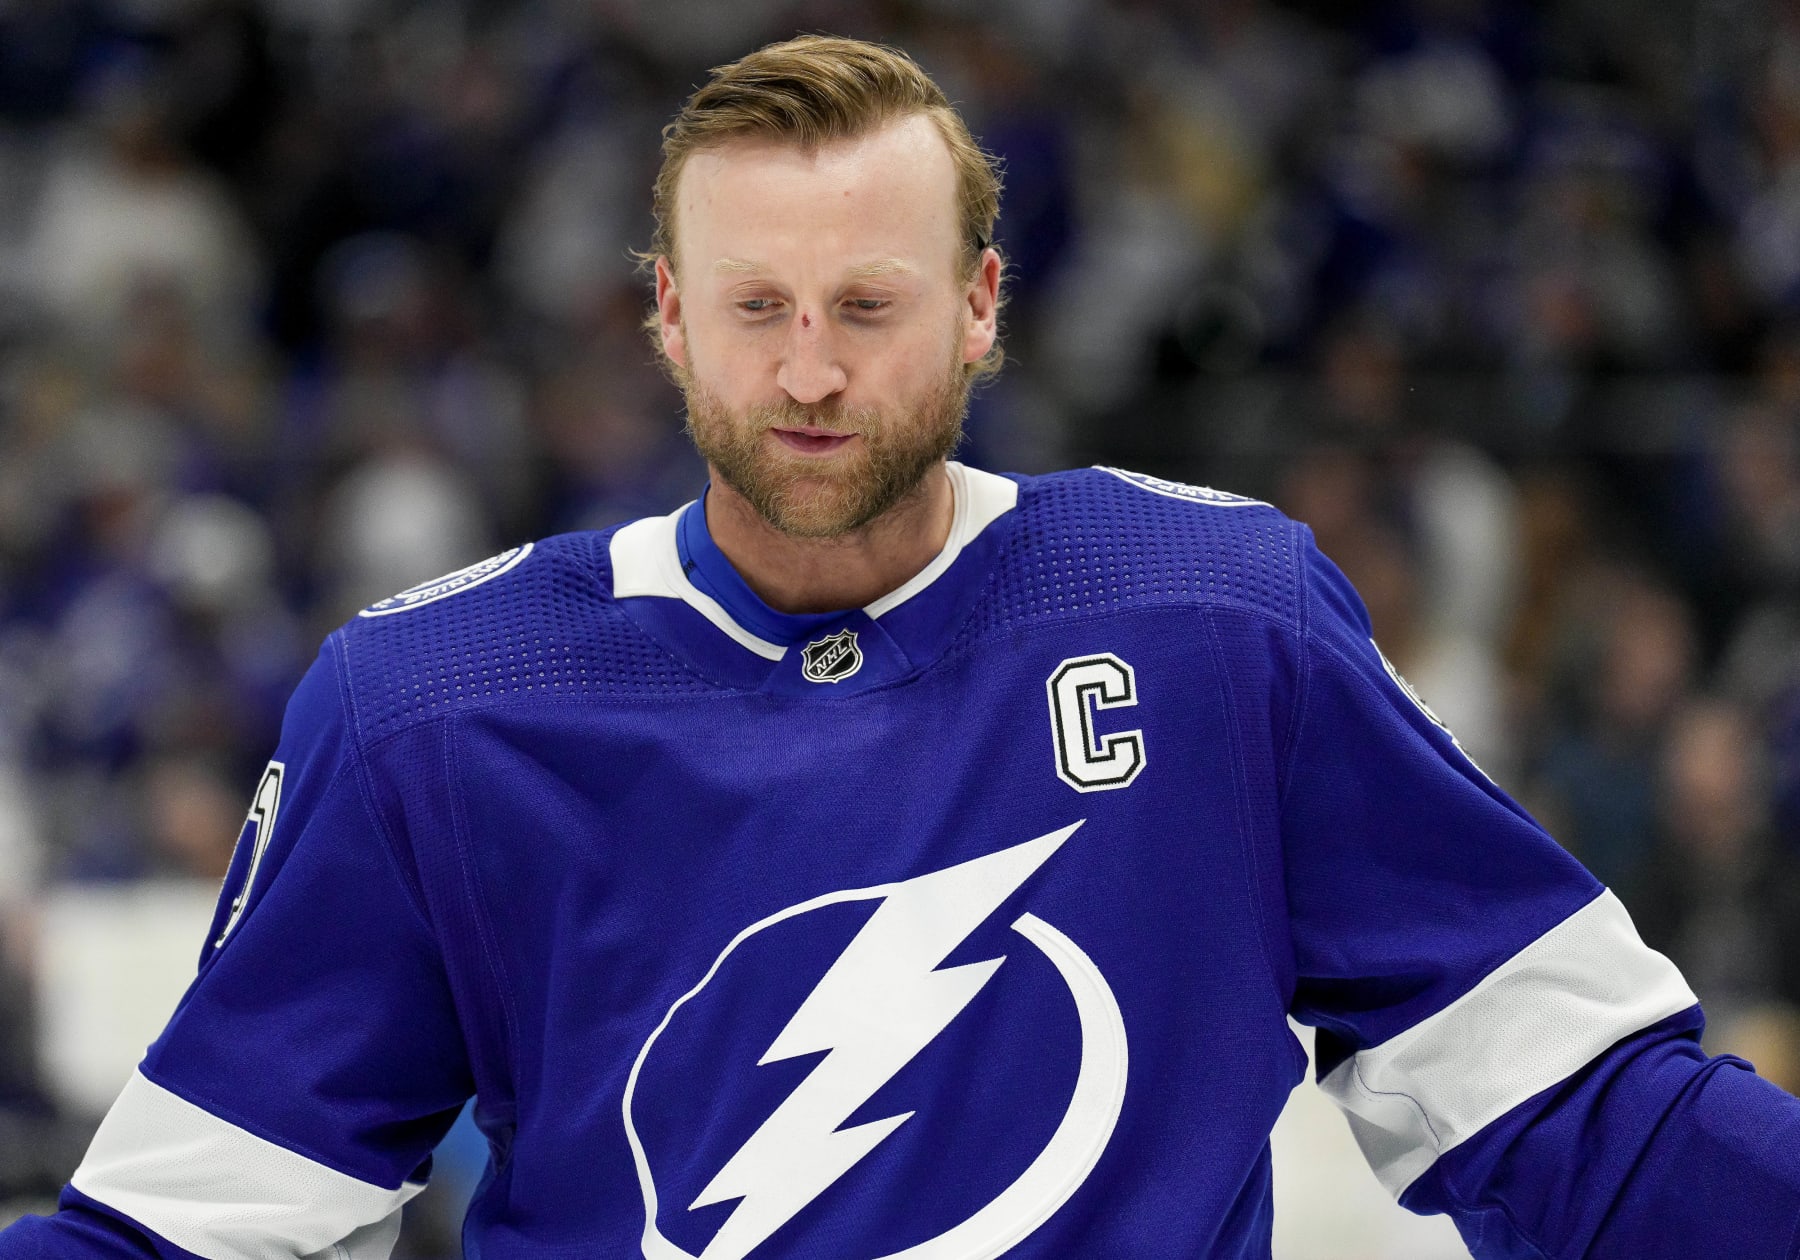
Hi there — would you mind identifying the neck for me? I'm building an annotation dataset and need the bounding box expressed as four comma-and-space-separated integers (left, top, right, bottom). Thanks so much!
703, 463, 955, 613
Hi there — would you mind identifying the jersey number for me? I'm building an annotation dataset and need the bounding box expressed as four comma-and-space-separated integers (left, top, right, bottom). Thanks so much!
214, 760, 285, 948
1047, 655, 1146, 792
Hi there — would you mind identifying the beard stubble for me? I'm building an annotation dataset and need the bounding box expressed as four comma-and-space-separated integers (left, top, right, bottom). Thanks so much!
682, 346, 972, 540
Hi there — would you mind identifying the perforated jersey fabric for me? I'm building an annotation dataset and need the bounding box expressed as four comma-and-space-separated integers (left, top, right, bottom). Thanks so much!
952, 469, 1298, 644
347, 531, 715, 746
345, 467, 1302, 744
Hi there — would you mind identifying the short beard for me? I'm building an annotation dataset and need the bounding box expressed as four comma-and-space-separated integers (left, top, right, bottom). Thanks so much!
683, 357, 970, 540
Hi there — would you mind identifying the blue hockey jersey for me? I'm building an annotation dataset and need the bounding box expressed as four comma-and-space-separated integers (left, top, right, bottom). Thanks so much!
7, 463, 1800, 1259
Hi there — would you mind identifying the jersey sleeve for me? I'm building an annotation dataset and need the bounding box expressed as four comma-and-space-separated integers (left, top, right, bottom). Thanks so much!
0, 636, 475, 1260
1278, 531, 1800, 1259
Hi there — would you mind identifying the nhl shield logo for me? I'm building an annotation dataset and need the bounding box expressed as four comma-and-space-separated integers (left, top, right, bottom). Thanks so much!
800, 629, 863, 683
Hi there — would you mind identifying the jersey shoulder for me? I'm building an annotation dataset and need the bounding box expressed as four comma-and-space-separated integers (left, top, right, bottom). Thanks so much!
335, 529, 711, 745
962, 466, 1303, 637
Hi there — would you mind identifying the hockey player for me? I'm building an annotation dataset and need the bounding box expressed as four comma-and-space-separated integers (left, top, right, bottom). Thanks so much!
6, 34, 1800, 1260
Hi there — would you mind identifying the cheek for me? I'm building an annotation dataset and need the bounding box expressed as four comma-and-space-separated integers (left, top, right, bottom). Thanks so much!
683, 313, 774, 379
874, 321, 961, 382
675, 319, 730, 390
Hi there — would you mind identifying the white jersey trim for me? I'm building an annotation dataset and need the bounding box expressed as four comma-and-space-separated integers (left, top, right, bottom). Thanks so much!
863, 463, 1018, 618
71, 1069, 425, 1260
608, 463, 1018, 653
609, 508, 788, 661
1319, 889, 1697, 1197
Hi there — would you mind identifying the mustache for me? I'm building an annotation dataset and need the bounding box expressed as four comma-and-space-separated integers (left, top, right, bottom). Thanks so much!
747, 399, 881, 434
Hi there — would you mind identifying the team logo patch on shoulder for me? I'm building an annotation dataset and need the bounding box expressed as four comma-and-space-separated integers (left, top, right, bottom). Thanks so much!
800, 628, 863, 683
358, 543, 534, 618
1373, 639, 1492, 782
214, 760, 284, 948
1095, 466, 1266, 507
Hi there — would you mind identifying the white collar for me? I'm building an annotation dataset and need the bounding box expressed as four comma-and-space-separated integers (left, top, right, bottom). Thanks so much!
608, 461, 1019, 660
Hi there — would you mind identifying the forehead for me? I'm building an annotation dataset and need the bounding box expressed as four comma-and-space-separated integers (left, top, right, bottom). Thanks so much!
672, 113, 961, 279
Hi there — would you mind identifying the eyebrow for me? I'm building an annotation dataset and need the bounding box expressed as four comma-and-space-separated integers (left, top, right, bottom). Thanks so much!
711, 257, 923, 281
846, 258, 922, 281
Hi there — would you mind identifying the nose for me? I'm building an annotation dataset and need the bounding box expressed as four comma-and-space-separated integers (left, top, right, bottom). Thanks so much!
775, 309, 848, 405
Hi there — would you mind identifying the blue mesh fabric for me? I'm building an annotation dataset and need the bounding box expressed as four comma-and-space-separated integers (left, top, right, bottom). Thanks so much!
950, 467, 1301, 650
344, 530, 716, 745
341, 469, 1303, 743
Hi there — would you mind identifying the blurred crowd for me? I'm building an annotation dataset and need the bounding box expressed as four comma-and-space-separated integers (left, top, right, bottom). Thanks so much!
3, 0, 1800, 1242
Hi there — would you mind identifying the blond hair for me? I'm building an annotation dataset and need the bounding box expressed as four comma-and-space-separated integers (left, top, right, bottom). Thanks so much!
645, 35, 1004, 381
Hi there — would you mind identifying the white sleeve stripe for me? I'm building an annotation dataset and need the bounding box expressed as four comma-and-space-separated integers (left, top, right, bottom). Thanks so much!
71, 1069, 425, 1260
1319, 889, 1697, 1198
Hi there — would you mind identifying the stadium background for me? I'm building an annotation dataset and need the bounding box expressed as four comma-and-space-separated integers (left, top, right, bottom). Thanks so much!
2, 0, 1799, 1255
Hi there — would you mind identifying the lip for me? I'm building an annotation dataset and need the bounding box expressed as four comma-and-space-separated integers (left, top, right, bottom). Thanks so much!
770, 427, 857, 455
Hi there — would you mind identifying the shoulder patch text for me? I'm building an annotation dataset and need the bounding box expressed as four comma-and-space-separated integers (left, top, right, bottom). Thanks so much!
358, 543, 534, 618
1094, 466, 1266, 508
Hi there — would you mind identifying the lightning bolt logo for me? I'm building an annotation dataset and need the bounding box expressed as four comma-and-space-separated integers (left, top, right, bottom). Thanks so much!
686, 826, 1073, 1259
624, 820, 1128, 1260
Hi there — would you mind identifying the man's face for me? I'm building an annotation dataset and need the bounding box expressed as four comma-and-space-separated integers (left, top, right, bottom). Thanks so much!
656, 114, 999, 538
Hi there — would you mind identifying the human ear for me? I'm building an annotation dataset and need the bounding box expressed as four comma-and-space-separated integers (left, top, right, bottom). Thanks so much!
656, 256, 688, 369
961, 247, 1001, 365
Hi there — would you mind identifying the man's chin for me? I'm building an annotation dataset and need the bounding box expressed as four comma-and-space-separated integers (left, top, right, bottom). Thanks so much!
745, 478, 887, 540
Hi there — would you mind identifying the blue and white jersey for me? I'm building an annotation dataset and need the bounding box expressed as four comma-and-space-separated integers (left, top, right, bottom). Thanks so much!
8, 463, 1800, 1260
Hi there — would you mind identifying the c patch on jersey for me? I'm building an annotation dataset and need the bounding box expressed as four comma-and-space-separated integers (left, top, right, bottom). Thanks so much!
214, 760, 285, 948
622, 823, 1128, 1260
357, 543, 533, 618
1048, 654, 1146, 792
1094, 466, 1266, 507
